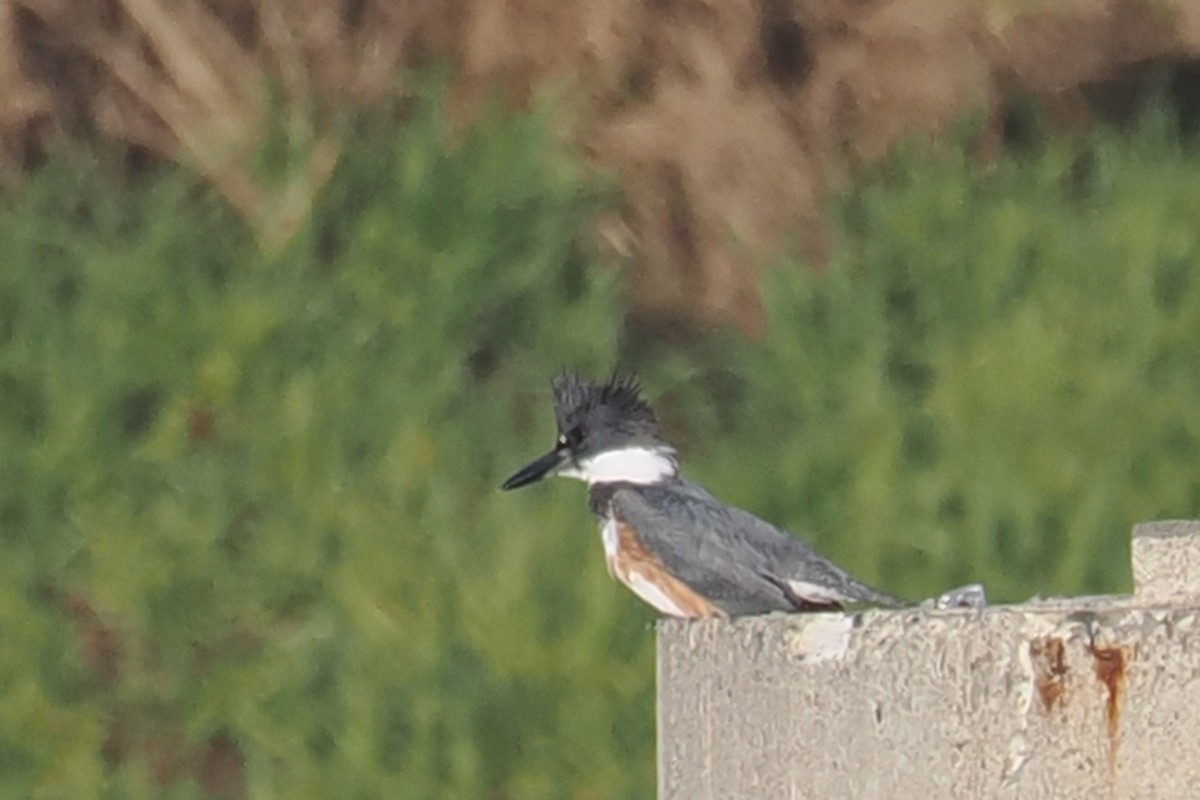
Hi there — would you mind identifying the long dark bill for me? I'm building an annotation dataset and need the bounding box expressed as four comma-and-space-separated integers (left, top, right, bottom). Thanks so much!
500, 449, 567, 490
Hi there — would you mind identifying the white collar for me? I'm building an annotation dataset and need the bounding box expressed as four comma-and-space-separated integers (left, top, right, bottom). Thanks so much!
558, 446, 678, 485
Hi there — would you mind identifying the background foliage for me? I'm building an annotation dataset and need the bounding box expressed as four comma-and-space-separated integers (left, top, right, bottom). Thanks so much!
690, 109, 1200, 604
2, 84, 1200, 798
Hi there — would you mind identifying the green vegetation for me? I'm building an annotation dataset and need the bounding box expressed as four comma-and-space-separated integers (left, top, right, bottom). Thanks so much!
3, 86, 1200, 797
1, 93, 643, 799
703, 111, 1200, 603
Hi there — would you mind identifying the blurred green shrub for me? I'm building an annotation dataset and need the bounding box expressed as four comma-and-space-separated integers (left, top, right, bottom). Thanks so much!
693, 112, 1200, 603
0, 90, 654, 799
6, 83, 1200, 800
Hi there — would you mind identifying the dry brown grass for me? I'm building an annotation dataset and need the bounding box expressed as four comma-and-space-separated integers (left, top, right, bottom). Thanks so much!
3, 0, 1199, 328
4, 0, 426, 250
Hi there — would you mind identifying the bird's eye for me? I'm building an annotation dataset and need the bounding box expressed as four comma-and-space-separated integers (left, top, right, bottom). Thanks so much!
559, 426, 584, 449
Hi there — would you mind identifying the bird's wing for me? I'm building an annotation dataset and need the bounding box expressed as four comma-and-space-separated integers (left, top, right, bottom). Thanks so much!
614, 481, 905, 610
608, 484, 797, 615
720, 504, 906, 608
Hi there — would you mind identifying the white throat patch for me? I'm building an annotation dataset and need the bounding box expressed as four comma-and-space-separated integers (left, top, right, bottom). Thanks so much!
558, 446, 677, 485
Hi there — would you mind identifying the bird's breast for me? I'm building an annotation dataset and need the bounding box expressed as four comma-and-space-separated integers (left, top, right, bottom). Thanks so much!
597, 512, 724, 619
599, 513, 621, 565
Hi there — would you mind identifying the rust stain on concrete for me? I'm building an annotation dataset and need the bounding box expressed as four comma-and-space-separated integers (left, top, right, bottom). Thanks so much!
1088, 642, 1133, 793
1029, 636, 1069, 712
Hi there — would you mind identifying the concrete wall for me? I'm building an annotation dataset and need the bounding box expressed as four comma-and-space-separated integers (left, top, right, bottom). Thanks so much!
657, 521, 1200, 799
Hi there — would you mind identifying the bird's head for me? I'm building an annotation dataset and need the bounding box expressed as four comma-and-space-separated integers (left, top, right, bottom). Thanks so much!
501, 371, 678, 490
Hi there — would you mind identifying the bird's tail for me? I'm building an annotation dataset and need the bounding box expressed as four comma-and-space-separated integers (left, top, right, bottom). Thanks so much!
846, 579, 910, 609
771, 571, 910, 611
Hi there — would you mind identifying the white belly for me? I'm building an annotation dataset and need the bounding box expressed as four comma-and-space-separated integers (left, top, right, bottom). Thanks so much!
625, 571, 689, 617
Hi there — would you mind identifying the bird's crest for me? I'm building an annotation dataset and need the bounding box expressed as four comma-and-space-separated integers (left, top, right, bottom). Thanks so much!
551, 371, 662, 444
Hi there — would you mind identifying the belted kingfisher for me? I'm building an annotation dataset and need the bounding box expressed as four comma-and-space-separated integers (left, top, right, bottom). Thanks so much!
501, 372, 905, 618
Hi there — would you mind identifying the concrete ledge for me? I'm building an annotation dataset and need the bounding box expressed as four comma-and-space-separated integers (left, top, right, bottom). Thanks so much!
657, 521, 1200, 799
1132, 520, 1200, 602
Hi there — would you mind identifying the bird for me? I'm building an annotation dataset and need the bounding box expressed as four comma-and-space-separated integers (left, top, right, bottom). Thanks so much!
500, 371, 905, 618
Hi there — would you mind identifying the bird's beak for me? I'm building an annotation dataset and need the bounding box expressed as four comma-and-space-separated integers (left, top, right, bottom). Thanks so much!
500, 448, 569, 490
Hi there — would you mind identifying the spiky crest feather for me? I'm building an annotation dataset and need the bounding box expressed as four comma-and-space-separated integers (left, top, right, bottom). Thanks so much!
551, 371, 663, 443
